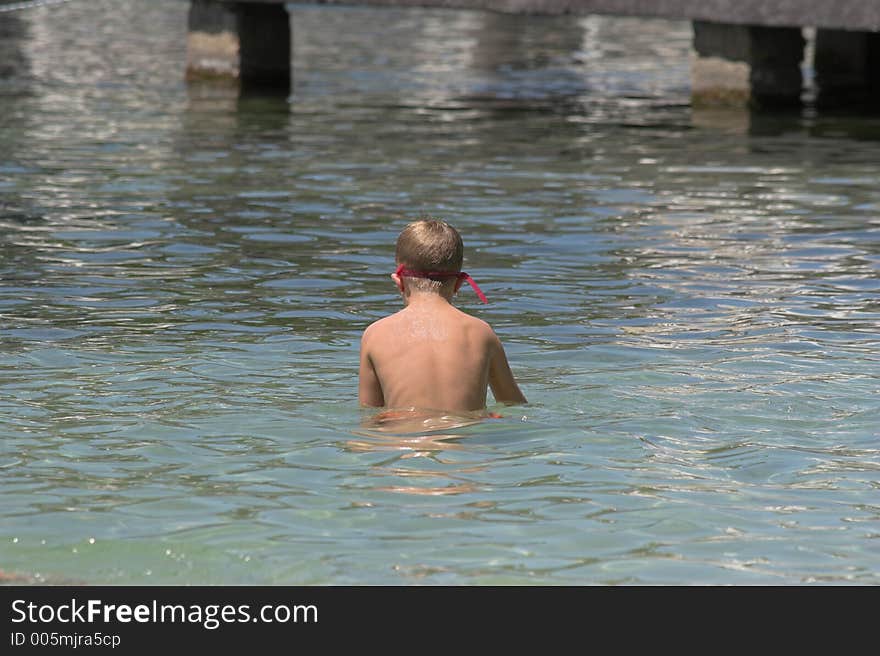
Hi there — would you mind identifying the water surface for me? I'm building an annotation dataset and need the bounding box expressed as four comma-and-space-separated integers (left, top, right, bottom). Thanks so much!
1, 0, 878, 584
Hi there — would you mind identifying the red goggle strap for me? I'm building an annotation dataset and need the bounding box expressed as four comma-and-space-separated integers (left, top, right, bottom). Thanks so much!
395, 265, 488, 304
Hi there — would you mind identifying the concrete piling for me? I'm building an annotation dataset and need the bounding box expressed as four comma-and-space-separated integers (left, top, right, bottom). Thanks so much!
691, 21, 805, 109
186, 0, 291, 92
814, 28, 880, 107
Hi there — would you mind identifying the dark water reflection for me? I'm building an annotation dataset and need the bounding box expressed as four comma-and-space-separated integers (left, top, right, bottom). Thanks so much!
1, 1, 878, 584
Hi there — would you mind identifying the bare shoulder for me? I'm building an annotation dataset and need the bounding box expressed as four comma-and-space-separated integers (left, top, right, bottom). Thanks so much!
361, 312, 401, 345
457, 310, 500, 342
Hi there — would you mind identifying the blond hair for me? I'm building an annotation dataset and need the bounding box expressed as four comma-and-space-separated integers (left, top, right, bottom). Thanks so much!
395, 219, 463, 272
395, 219, 464, 294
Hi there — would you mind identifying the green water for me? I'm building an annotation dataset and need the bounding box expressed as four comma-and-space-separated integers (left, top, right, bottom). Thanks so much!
1, 1, 878, 585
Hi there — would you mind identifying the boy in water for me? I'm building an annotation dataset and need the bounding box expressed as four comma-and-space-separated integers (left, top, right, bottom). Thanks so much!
359, 218, 527, 414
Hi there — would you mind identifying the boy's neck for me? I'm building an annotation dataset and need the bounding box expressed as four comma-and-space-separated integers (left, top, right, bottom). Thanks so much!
403, 289, 455, 307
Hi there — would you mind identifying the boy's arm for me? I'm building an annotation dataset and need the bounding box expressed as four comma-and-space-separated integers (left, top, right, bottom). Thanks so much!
488, 333, 527, 405
358, 330, 385, 407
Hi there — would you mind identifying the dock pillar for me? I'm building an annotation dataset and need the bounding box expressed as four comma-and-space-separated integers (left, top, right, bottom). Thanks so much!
814, 29, 880, 108
691, 21, 805, 109
186, 0, 291, 93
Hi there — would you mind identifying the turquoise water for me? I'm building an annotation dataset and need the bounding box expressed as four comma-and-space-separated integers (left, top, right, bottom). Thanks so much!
1, 1, 878, 585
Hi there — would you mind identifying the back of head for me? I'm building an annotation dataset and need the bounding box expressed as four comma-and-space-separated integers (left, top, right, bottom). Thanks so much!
395, 218, 463, 273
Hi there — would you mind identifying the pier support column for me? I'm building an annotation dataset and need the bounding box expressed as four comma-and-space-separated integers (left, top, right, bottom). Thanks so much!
814, 29, 880, 108
186, 0, 291, 93
691, 21, 805, 109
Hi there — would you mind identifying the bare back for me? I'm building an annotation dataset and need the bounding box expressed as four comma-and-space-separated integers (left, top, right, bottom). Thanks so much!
359, 297, 525, 412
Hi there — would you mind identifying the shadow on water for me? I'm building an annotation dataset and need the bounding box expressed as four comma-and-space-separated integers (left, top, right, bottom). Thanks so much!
184, 80, 293, 136
0, 12, 29, 83
694, 105, 880, 140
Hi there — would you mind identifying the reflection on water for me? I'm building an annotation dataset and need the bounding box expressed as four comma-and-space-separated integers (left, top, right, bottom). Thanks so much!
358, 407, 501, 434
346, 409, 501, 494
1, 1, 879, 584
